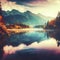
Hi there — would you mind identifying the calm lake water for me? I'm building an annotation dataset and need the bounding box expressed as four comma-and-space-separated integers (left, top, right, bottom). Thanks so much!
6, 31, 49, 46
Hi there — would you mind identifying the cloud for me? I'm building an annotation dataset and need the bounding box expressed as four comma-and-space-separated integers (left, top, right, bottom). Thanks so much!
7, 0, 48, 7
3, 38, 60, 56
3, 44, 26, 55
1, 0, 60, 17
8, 0, 47, 3
1, 0, 60, 18
7, 0, 58, 6
2, 1, 28, 12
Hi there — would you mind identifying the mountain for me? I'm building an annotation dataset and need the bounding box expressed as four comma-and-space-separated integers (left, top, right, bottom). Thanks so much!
38, 13, 53, 22
2, 9, 52, 26
34, 25, 45, 28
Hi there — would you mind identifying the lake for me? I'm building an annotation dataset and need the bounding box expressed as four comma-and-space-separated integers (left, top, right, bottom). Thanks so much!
6, 31, 49, 46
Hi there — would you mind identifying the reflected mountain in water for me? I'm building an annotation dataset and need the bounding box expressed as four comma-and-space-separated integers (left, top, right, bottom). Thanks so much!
6, 31, 48, 46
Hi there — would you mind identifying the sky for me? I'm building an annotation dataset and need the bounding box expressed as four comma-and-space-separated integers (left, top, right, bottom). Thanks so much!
0, 0, 60, 17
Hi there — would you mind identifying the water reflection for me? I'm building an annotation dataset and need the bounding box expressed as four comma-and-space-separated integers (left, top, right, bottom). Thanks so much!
7, 31, 48, 46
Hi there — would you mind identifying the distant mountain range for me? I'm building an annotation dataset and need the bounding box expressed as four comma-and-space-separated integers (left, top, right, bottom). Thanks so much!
2, 9, 53, 26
